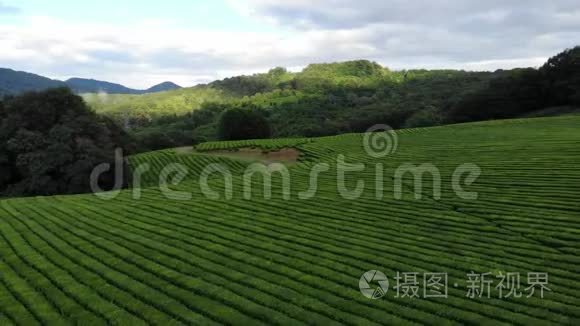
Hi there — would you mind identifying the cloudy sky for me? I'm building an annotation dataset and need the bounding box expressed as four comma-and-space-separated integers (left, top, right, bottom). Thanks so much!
1, 0, 579, 89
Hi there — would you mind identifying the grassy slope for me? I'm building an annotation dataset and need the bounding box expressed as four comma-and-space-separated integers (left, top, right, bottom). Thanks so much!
0, 116, 579, 324
83, 86, 227, 119
81, 64, 488, 126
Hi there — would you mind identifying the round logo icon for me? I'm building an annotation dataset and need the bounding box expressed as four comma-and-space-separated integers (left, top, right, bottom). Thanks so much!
359, 270, 389, 299
363, 124, 398, 158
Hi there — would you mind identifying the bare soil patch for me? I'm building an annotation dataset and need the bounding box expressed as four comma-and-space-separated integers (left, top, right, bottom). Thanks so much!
204, 148, 300, 164
173, 146, 194, 154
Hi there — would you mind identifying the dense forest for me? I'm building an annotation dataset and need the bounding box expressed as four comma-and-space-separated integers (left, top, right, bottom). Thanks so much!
92, 46, 578, 151
106, 63, 496, 150
0, 88, 134, 197
2, 47, 579, 156
0, 47, 578, 196
449, 47, 580, 122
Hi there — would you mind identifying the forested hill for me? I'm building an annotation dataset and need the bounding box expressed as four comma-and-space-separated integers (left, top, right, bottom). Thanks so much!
85, 46, 579, 151
86, 60, 497, 150
4, 47, 578, 152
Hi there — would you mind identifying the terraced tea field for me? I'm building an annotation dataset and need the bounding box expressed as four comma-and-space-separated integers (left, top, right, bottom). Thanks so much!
0, 116, 579, 325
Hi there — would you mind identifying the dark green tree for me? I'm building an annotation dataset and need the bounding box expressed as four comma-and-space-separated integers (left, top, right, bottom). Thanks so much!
217, 108, 271, 141
540, 46, 580, 106
0, 88, 134, 197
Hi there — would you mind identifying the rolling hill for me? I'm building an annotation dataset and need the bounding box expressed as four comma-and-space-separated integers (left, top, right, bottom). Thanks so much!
83, 61, 498, 150
80, 47, 580, 153
65, 78, 143, 94
145, 81, 182, 93
0, 115, 578, 324
66, 78, 182, 94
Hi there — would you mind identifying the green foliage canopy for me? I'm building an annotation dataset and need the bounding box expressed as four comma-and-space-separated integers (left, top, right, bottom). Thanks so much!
0, 88, 134, 197
217, 108, 271, 141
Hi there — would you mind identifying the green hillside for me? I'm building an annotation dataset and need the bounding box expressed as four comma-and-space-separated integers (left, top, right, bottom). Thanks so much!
0, 116, 578, 324
83, 61, 496, 147
81, 47, 580, 153
83, 86, 228, 126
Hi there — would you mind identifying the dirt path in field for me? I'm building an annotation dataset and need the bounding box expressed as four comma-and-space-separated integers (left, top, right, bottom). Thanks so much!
173, 146, 195, 154
205, 148, 300, 164
173, 146, 301, 164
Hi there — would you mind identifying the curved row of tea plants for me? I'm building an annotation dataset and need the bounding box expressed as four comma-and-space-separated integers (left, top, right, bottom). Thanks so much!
0, 116, 578, 325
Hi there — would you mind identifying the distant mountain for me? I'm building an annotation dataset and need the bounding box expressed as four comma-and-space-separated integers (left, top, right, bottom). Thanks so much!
65, 78, 142, 94
0, 68, 181, 96
145, 81, 182, 93
67, 78, 181, 94
0, 68, 66, 96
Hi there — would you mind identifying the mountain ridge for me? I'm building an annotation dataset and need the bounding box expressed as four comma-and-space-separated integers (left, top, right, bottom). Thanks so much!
145, 81, 182, 93
0, 68, 182, 96
0, 68, 66, 95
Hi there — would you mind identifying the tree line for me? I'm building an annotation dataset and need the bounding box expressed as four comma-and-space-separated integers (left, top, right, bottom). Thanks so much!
0, 88, 134, 197
132, 47, 579, 150
1, 47, 577, 197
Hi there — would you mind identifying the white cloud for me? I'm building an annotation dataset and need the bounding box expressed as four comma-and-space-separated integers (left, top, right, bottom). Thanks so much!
0, 1, 19, 15
1, 1, 579, 88
230, 0, 580, 61
0, 16, 287, 88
